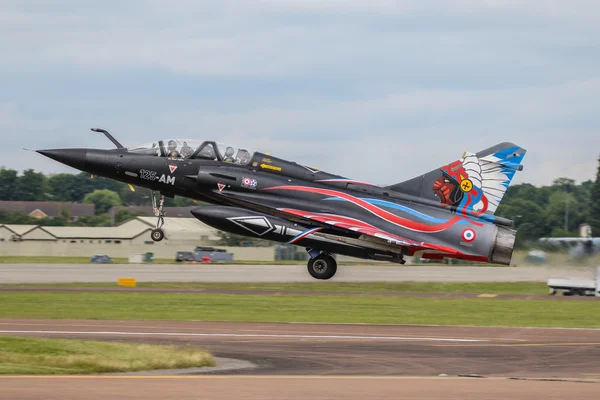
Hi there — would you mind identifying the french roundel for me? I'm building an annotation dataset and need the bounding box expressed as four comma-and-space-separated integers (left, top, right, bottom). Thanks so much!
462, 228, 476, 242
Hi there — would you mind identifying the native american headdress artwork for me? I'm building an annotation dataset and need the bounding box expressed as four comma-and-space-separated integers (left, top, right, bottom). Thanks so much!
433, 146, 525, 216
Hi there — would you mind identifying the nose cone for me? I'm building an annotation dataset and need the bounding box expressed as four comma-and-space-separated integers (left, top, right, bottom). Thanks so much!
37, 148, 88, 171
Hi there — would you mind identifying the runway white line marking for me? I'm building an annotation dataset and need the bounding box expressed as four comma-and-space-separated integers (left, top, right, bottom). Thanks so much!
0, 330, 487, 342
286, 322, 600, 331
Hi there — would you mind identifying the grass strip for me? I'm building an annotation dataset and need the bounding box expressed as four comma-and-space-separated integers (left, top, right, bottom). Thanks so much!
0, 291, 596, 328
0, 336, 214, 374
4, 282, 550, 295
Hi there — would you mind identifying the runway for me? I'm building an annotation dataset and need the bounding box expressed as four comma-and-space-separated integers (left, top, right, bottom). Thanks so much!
1, 319, 599, 399
2, 319, 599, 378
2, 265, 599, 399
2, 376, 598, 400
0, 263, 592, 284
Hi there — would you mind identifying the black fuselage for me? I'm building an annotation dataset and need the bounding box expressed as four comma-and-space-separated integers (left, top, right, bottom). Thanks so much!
37, 145, 515, 265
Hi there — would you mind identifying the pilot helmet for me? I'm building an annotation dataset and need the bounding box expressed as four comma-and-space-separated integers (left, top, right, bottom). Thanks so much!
181, 142, 193, 157
238, 149, 250, 162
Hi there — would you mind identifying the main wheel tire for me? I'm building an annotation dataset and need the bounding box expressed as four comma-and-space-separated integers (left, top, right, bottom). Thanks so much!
307, 254, 337, 280
151, 229, 164, 242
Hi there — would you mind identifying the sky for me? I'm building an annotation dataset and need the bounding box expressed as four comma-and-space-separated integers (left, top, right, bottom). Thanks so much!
1, 0, 599, 186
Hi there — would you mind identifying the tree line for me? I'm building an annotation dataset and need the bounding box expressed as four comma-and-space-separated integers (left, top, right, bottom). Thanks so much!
1, 158, 599, 242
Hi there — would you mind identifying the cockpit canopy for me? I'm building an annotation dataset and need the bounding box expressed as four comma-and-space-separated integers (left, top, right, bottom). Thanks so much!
127, 140, 255, 165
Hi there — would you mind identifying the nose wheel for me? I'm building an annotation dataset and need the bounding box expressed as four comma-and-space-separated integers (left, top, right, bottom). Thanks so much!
150, 191, 166, 242
151, 228, 164, 242
307, 253, 337, 280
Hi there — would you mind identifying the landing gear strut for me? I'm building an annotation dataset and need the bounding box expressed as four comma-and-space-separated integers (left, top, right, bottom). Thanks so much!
307, 253, 337, 280
150, 190, 165, 242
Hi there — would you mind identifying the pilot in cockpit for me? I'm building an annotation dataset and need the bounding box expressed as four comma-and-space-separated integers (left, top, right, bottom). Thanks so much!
167, 140, 180, 158
223, 147, 235, 163
196, 145, 216, 160
236, 149, 251, 164
180, 141, 194, 158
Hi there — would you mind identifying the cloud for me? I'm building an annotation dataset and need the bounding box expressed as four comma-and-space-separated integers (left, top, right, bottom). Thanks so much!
0, 103, 63, 133
0, 103, 73, 173
2, 0, 599, 78
152, 78, 599, 185
0, 1, 599, 186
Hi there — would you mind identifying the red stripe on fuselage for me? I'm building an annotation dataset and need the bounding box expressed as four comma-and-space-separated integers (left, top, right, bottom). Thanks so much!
278, 207, 470, 258
315, 179, 373, 185
280, 209, 377, 229
267, 186, 460, 233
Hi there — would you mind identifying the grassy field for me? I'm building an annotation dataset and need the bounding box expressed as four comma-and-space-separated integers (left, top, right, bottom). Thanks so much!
0, 336, 214, 374
6, 281, 551, 295
0, 290, 596, 328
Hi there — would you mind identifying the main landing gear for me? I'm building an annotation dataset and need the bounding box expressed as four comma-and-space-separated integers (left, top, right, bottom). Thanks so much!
150, 190, 165, 242
306, 251, 338, 280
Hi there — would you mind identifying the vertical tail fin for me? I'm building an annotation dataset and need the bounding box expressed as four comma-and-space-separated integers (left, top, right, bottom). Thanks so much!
386, 142, 526, 216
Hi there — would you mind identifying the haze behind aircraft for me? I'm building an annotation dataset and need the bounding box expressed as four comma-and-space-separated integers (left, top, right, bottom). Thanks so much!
540, 224, 600, 257
35, 129, 526, 279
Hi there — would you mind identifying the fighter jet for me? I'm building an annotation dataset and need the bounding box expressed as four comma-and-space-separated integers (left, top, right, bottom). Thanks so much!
540, 224, 600, 257
36, 129, 526, 279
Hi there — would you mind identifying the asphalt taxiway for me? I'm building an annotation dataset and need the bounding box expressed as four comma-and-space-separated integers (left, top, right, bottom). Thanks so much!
2, 376, 598, 400
0, 263, 593, 284
2, 262, 598, 399
1, 319, 599, 399
1, 319, 599, 378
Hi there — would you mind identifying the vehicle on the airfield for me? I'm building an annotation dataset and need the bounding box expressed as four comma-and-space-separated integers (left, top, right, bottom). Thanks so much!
175, 247, 233, 263
36, 128, 526, 280
193, 246, 233, 263
547, 266, 600, 297
90, 254, 113, 263
175, 251, 195, 262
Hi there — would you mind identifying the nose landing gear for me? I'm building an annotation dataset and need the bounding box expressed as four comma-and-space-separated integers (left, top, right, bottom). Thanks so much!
150, 190, 166, 242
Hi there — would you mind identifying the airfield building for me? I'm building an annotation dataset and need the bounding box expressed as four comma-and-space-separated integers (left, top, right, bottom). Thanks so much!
0, 217, 234, 259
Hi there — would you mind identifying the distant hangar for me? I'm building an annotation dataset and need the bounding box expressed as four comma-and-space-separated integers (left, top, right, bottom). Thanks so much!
0, 217, 220, 246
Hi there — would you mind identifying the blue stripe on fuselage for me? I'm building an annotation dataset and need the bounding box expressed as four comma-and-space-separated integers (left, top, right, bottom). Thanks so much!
323, 197, 454, 224
288, 227, 321, 244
